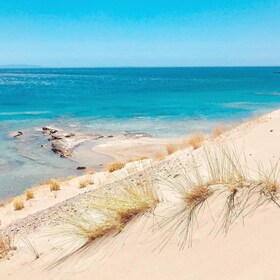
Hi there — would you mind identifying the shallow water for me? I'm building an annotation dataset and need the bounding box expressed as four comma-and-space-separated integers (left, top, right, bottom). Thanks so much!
1, 67, 280, 199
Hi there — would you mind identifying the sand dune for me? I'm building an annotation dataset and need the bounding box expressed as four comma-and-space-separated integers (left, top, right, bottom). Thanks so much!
1, 109, 280, 279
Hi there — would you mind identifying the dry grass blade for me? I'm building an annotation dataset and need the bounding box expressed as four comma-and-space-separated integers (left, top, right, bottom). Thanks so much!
48, 211, 122, 269
165, 143, 178, 155
211, 126, 227, 139
203, 145, 254, 234
157, 155, 215, 249
245, 160, 280, 214
127, 155, 149, 162
25, 189, 34, 200
158, 145, 254, 248
13, 197, 24, 211
79, 177, 94, 189
21, 235, 40, 259
49, 180, 60, 192
0, 232, 16, 259
51, 168, 160, 268
106, 161, 125, 172
89, 170, 160, 226
187, 133, 206, 150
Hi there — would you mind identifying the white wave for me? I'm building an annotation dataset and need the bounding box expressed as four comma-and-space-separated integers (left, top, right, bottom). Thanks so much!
0, 111, 51, 116
255, 92, 280, 96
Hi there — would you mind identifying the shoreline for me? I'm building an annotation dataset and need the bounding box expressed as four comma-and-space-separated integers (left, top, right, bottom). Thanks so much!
1, 108, 280, 279
0, 111, 261, 202
0, 107, 274, 214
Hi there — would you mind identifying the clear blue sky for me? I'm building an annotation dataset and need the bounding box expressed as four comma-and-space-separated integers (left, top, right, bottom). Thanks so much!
0, 0, 280, 67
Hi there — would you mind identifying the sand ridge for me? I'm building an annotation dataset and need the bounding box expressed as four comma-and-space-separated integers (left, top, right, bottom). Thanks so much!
1, 109, 280, 279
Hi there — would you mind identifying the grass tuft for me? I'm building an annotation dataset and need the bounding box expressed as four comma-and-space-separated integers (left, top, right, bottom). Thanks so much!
165, 143, 178, 155
154, 150, 165, 161
25, 189, 34, 200
127, 155, 149, 163
79, 177, 94, 189
89, 171, 159, 225
211, 126, 227, 139
13, 197, 24, 211
52, 169, 159, 267
184, 185, 213, 209
106, 161, 125, 173
50, 180, 60, 192
0, 232, 16, 259
187, 133, 206, 150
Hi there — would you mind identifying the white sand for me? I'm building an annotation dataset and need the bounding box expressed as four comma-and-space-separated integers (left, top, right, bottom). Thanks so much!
1, 109, 280, 279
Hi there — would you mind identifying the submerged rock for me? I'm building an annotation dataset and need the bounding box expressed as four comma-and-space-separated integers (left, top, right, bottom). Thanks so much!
42, 126, 58, 135
50, 132, 75, 140
77, 166, 86, 170
124, 132, 152, 138
51, 141, 71, 157
10, 131, 23, 138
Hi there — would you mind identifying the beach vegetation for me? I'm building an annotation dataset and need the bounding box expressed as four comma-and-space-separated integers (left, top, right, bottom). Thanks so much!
106, 161, 125, 172
187, 133, 206, 149
127, 155, 149, 163
0, 232, 16, 259
13, 197, 24, 211
53, 170, 160, 266
21, 235, 40, 259
211, 126, 228, 139
157, 145, 280, 249
154, 150, 165, 161
25, 189, 34, 200
89, 171, 160, 226
165, 143, 178, 155
79, 177, 94, 188
49, 180, 60, 192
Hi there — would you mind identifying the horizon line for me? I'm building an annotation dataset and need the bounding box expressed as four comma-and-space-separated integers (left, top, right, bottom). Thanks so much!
1, 65, 280, 69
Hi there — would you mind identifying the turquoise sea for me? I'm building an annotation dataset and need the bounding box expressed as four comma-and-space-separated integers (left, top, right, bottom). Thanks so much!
1, 67, 280, 199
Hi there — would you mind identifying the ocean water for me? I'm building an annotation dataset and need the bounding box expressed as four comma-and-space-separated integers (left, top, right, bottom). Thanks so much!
1, 67, 280, 199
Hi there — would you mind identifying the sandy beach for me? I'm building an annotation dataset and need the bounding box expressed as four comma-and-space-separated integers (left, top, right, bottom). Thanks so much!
1, 109, 280, 279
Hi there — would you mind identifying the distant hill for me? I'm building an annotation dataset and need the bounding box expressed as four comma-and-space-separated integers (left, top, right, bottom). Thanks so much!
0, 64, 43, 69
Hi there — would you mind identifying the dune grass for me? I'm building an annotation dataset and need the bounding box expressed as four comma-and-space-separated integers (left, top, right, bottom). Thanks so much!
211, 126, 227, 139
154, 150, 165, 161
158, 155, 216, 249
49, 180, 60, 192
13, 197, 24, 211
79, 177, 94, 189
50, 211, 123, 267
165, 143, 178, 155
25, 189, 34, 200
52, 169, 160, 266
157, 145, 280, 249
89, 170, 160, 226
106, 161, 125, 173
186, 133, 206, 150
0, 232, 15, 259
127, 155, 149, 163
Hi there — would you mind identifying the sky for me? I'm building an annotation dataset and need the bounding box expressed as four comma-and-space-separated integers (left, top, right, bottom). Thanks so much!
0, 0, 280, 67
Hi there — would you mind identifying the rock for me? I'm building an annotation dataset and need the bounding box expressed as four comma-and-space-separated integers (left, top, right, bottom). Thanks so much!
42, 126, 106, 159
92, 134, 104, 140
10, 131, 23, 138
51, 142, 71, 157
77, 166, 86, 170
42, 126, 58, 135
50, 132, 75, 140
124, 132, 152, 139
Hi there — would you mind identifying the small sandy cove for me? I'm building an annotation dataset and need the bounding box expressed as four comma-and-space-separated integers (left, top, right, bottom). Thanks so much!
1, 109, 280, 280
